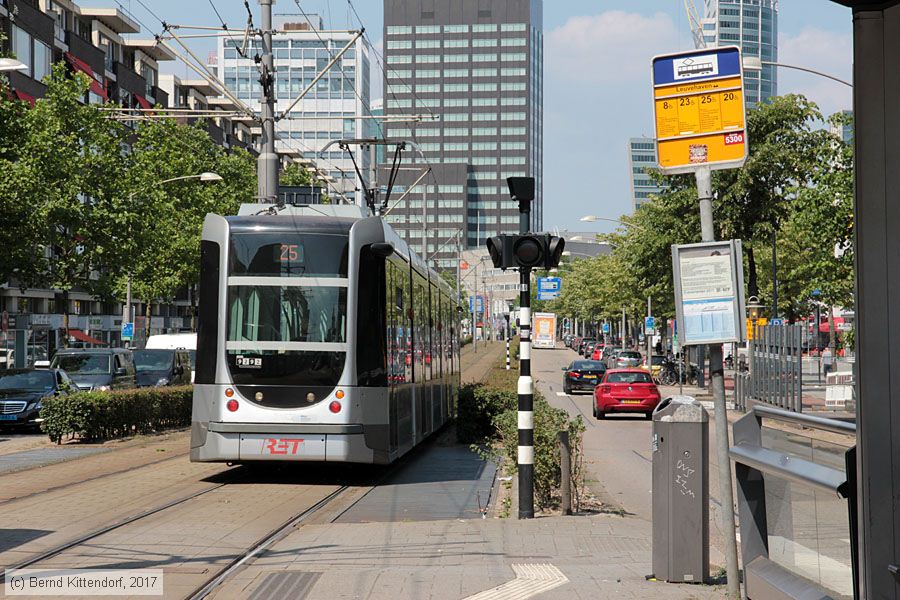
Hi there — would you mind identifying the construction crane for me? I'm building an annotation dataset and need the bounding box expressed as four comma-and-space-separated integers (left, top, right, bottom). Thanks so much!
684, 0, 708, 49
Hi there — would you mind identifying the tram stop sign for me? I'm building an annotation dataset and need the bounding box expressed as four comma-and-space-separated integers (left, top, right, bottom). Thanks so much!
651, 45, 748, 174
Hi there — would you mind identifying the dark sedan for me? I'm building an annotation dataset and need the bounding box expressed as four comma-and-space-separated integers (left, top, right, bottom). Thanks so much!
562, 359, 607, 394
0, 369, 72, 430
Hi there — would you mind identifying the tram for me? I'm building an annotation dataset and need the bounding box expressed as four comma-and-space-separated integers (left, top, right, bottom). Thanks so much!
190, 204, 461, 464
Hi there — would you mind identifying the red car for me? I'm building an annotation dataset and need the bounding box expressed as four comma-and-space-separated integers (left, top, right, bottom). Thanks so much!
590, 344, 605, 361
594, 369, 662, 419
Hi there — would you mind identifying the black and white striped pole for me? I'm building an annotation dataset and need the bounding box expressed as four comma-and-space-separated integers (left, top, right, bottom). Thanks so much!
517, 266, 534, 519
505, 314, 511, 370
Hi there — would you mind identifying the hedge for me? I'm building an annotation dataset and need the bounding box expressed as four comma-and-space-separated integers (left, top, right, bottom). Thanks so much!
41, 386, 193, 443
458, 343, 586, 511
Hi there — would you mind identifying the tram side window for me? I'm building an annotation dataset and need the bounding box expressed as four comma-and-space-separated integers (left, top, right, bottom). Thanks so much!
356, 246, 387, 386
387, 260, 409, 385
432, 286, 441, 378
413, 273, 428, 382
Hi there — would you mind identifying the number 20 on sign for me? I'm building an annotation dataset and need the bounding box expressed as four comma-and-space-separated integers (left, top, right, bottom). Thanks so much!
651, 46, 748, 174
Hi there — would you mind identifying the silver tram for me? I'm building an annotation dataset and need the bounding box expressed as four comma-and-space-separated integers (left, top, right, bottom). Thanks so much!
190, 205, 461, 464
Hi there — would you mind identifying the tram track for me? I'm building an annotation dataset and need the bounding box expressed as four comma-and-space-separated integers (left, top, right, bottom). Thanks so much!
0, 448, 191, 508
0, 474, 240, 582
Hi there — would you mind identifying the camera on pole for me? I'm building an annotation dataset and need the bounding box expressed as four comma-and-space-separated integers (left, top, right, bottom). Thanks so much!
485, 234, 565, 271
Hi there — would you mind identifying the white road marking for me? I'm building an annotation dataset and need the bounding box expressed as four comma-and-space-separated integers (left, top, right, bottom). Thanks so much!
463, 564, 569, 600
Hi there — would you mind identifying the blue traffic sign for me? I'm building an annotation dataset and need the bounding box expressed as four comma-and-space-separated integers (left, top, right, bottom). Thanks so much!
652, 46, 742, 86
602, 323, 610, 334
645, 316, 656, 333
537, 277, 562, 300
469, 295, 485, 314
121, 322, 134, 341
770, 318, 784, 326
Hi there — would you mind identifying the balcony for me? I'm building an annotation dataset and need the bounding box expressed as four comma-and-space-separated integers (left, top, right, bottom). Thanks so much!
65, 31, 105, 76
112, 61, 147, 98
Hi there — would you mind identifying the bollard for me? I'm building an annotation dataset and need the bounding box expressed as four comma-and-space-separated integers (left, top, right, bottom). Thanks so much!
558, 430, 572, 515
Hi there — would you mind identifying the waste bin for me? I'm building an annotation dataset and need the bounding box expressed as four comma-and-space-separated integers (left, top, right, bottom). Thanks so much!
651, 395, 709, 583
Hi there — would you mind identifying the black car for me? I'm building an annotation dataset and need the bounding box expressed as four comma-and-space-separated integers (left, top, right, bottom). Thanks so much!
0, 369, 72, 429
50, 348, 136, 391
562, 359, 607, 394
133, 349, 192, 388
578, 338, 596, 357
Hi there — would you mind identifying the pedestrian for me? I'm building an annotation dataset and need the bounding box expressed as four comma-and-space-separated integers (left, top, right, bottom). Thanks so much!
822, 346, 834, 376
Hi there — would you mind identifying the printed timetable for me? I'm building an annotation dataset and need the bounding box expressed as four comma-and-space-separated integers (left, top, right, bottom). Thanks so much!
651, 46, 748, 173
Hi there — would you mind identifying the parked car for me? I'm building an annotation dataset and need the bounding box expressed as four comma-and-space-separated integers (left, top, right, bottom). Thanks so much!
583, 340, 598, 358
562, 359, 606, 394
571, 336, 583, 351
608, 349, 643, 369
577, 338, 595, 356
49, 348, 136, 391
146, 333, 196, 383
133, 348, 192, 388
594, 369, 662, 419
0, 368, 73, 429
590, 344, 606, 361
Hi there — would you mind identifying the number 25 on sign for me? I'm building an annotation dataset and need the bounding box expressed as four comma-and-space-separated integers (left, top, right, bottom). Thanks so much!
651, 46, 749, 174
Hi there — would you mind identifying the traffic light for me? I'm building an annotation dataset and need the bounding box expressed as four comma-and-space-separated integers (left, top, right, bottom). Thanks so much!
486, 234, 565, 270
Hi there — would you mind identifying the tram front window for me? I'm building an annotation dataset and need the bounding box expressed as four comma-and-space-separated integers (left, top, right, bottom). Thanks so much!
226, 286, 347, 391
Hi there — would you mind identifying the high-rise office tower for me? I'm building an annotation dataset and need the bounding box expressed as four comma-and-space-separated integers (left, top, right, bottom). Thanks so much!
216, 14, 372, 201
628, 138, 666, 211
701, 0, 778, 106
382, 1, 543, 265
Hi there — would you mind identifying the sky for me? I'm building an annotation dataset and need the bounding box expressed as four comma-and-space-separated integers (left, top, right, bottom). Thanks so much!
89, 1, 855, 233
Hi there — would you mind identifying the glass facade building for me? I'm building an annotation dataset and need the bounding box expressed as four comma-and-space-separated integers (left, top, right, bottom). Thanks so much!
628, 138, 666, 211
702, 0, 778, 106
382, 1, 543, 263
216, 15, 372, 199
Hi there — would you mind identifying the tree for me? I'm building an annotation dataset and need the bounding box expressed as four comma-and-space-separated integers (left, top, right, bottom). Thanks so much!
5, 64, 129, 339
279, 162, 314, 186
119, 117, 255, 336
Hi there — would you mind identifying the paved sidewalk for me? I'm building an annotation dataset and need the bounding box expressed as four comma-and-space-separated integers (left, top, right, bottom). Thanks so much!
214, 513, 726, 599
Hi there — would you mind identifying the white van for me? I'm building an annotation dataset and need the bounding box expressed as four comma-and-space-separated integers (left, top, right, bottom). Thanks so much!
145, 333, 196, 382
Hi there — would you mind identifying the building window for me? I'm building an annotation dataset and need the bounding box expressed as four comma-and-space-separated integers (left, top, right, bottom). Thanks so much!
387, 69, 412, 79
445, 39, 469, 48
387, 99, 411, 109
445, 98, 469, 107
500, 38, 527, 47
473, 24, 498, 33
501, 127, 526, 136
501, 156, 526, 165
445, 83, 469, 93
387, 83, 413, 95
12, 26, 32, 77
387, 40, 412, 49
472, 68, 497, 77
416, 84, 441, 93
444, 143, 469, 151
415, 128, 441, 137
415, 25, 441, 34
416, 39, 441, 49
501, 82, 526, 91
501, 141, 526, 150
444, 54, 469, 63
472, 142, 497, 151
444, 113, 468, 121
33, 39, 51, 81
472, 113, 497, 121
417, 70, 440, 79
501, 53, 526, 62
416, 98, 440, 108
444, 128, 469, 137
444, 68, 469, 78
444, 24, 469, 33
501, 112, 525, 121
472, 98, 498, 106
501, 68, 526, 77
472, 83, 497, 92
416, 55, 441, 63
472, 53, 498, 62
501, 97, 526, 106
501, 23, 528, 32
472, 39, 498, 47
387, 26, 413, 35
387, 55, 412, 64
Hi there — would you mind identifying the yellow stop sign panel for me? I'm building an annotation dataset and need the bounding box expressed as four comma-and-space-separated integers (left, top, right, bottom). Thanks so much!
652, 46, 748, 174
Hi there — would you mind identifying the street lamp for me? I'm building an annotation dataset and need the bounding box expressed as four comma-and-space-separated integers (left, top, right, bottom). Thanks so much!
0, 58, 27, 72
123, 172, 223, 344
579, 215, 646, 231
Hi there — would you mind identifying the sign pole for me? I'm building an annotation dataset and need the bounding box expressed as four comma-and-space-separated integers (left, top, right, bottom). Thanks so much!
647, 296, 653, 373
696, 166, 740, 598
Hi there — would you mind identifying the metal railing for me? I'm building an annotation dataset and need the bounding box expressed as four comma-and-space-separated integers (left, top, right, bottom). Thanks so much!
749, 324, 804, 412
731, 404, 858, 599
